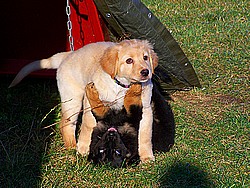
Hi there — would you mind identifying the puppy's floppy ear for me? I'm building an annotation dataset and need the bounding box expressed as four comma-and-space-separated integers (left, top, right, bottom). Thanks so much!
100, 46, 119, 79
150, 50, 158, 73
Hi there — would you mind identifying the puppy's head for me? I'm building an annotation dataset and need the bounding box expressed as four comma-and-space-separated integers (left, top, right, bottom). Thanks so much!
88, 125, 131, 168
101, 39, 158, 83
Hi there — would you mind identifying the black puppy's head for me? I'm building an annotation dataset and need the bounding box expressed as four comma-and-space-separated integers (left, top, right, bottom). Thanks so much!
88, 125, 131, 168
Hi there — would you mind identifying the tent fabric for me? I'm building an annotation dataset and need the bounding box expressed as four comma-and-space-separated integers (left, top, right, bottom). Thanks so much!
94, 0, 201, 93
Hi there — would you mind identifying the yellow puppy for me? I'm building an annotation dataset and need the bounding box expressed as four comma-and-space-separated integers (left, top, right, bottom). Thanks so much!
10, 39, 158, 162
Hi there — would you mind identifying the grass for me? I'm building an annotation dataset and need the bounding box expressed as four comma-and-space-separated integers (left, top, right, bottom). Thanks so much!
0, 0, 249, 187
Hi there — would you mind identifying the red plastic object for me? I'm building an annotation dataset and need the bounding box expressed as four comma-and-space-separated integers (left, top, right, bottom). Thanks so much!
68, 0, 108, 51
0, 0, 108, 77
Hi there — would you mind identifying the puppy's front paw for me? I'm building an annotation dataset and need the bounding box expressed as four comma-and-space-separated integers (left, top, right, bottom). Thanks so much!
139, 146, 155, 163
140, 155, 155, 163
86, 82, 100, 101
77, 142, 89, 156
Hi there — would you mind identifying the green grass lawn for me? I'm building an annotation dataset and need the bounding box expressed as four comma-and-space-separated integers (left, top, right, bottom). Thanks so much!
0, 0, 249, 187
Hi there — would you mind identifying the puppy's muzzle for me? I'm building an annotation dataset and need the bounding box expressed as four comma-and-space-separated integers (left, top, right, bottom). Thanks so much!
140, 69, 149, 77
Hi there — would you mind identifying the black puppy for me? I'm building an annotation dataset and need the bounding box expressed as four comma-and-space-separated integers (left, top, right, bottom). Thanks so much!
88, 108, 140, 167
86, 83, 175, 167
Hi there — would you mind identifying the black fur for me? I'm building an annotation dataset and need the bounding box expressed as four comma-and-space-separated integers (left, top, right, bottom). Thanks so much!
88, 86, 175, 167
88, 108, 140, 167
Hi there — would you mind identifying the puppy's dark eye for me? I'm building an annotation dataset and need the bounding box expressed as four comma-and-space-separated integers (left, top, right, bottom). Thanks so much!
115, 149, 121, 156
143, 55, 148, 61
126, 58, 133, 64
99, 148, 105, 153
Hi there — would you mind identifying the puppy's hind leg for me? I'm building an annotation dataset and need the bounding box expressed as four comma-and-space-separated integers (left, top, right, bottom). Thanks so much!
58, 82, 84, 149
77, 96, 97, 156
60, 101, 82, 149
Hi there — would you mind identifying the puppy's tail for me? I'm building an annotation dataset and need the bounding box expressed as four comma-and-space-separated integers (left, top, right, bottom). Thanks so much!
9, 51, 71, 88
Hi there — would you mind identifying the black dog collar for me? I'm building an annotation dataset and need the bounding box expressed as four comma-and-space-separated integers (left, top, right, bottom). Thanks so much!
114, 77, 141, 88
114, 77, 131, 88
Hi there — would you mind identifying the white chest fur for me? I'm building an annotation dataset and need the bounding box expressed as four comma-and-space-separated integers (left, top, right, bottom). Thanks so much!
94, 75, 129, 110
100, 86, 128, 109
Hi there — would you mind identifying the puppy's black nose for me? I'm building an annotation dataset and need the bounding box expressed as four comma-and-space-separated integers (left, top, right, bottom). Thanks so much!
107, 131, 117, 142
140, 69, 149, 77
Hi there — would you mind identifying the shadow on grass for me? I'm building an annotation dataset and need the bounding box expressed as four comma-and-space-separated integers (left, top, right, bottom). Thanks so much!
159, 161, 215, 188
0, 76, 59, 187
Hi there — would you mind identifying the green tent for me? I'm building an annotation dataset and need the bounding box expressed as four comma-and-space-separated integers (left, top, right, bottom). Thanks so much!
94, 0, 201, 94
